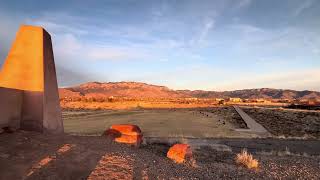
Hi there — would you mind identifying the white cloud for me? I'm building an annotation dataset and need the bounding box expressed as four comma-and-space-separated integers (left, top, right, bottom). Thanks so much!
53, 33, 83, 63
234, 0, 252, 10
230, 24, 264, 34
188, 19, 215, 48
214, 69, 320, 91
53, 32, 151, 61
87, 46, 148, 61
312, 48, 320, 55
198, 19, 215, 44
26, 16, 88, 35
125, 63, 317, 92
0, 14, 21, 63
293, 0, 315, 16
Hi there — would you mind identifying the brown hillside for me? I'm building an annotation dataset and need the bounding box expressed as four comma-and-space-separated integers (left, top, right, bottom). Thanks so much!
65, 82, 187, 98
59, 82, 320, 100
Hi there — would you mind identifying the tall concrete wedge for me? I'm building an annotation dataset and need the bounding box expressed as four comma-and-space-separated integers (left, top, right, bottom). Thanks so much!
0, 25, 63, 134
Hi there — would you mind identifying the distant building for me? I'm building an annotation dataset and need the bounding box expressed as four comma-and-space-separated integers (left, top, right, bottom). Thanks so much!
185, 98, 198, 101
299, 98, 320, 105
254, 98, 271, 103
229, 98, 242, 102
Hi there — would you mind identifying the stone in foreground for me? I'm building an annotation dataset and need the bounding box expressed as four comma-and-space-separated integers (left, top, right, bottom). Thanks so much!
105, 124, 143, 146
167, 144, 192, 163
0, 25, 63, 134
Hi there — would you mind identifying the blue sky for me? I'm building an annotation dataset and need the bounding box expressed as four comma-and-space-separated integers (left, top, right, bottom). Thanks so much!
0, 0, 319, 91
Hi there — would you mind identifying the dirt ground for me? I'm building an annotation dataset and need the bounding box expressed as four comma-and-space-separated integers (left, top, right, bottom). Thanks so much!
63, 107, 320, 139
0, 131, 319, 180
2, 106, 320, 179
242, 107, 320, 139
63, 109, 257, 138
61, 101, 220, 110
207, 106, 248, 129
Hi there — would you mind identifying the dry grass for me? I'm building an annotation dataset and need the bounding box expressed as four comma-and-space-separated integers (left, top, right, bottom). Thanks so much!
235, 149, 259, 169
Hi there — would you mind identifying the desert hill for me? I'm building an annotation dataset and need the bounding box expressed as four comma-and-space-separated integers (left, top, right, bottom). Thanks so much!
61, 82, 184, 99
59, 81, 320, 100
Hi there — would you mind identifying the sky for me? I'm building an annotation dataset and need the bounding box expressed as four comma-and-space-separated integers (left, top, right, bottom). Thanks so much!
0, 0, 319, 91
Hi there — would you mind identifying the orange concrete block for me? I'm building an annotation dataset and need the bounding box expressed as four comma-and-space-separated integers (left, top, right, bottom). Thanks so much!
105, 124, 143, 146
110, 124, 142, 135
114, 134, 143, 145
167, 144, 192, 163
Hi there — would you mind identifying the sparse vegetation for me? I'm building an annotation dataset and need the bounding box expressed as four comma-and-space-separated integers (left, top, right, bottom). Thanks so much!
242, 107, 320, 138
235, 149, 259, 169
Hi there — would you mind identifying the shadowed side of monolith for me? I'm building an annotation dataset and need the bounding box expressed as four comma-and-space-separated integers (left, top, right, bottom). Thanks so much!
42, 30, 63, 134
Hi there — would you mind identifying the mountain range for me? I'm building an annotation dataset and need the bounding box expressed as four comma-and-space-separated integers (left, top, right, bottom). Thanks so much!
59, 81, 320, 100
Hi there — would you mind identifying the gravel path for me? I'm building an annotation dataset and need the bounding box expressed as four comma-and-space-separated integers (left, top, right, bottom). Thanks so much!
233, 106, 271, 136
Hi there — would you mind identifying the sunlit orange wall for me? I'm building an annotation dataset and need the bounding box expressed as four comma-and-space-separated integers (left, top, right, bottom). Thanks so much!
0, 25, 44, 92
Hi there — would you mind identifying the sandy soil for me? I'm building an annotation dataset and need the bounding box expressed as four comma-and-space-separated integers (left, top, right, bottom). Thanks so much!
63, 109, 256, 138
242, 107, 320, 139
0, 131, 319, 180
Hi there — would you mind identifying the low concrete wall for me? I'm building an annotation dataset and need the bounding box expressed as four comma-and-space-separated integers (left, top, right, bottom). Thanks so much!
0, 87, 23, 129
20, 91, 44, 132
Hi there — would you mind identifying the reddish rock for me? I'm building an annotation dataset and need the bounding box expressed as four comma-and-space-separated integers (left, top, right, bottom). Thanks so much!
105, 124, 142, 146
167, 144, 192, 163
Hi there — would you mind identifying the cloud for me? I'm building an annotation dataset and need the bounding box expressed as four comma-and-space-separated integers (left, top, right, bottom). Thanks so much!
230, 24, 264, 34
87, 46, 148, 61
122, 63, 319, 92
196, 19, 215, 45
56, 65, 97, 87
54, 34, 150, 61
214, 68, 320, 91
312, 48, 320, 55
54, 33, 83, 61
293, 0, 315, 16
234, 0, 252, 10
27, 19, 88, 35
0, 13, 21, 64
0, 1, 319, 90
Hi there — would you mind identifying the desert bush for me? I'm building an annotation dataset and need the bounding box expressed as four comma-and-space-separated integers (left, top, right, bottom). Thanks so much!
235, 149, 259, 169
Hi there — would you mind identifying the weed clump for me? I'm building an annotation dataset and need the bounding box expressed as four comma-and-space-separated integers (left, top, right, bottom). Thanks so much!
235, 149, 259, 169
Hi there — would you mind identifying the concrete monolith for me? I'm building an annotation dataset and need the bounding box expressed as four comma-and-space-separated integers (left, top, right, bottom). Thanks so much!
0, 25, 63, 134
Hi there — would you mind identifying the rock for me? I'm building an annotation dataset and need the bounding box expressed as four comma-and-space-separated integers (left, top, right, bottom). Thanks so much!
167, 144, 192, 163
105, 124, 143, 146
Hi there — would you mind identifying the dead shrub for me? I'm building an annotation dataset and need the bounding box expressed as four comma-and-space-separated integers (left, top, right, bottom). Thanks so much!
235, 149, 259, 169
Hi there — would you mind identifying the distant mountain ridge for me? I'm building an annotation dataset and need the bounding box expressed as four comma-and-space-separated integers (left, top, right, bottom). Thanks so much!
59, 81, 320, 100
